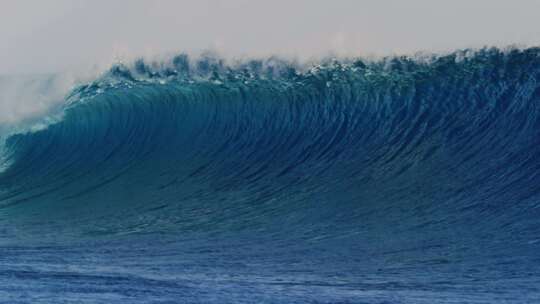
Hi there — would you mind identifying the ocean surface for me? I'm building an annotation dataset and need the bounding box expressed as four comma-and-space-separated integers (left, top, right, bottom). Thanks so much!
1, 48, 540, 303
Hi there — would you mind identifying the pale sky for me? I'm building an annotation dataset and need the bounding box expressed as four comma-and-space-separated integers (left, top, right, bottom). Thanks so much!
1, 0, 540, 74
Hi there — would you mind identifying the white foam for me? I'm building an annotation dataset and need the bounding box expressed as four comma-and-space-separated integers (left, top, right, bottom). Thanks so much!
0, 74, 73, 125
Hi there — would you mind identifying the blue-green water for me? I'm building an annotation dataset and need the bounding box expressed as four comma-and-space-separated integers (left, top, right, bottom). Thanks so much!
1, 48, 540, 303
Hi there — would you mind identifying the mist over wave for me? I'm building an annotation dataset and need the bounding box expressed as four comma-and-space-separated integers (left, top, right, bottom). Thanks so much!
0, 47, 539, 303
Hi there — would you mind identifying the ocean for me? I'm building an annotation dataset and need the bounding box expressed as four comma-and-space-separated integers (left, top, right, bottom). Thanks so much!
0, 48, 539, 303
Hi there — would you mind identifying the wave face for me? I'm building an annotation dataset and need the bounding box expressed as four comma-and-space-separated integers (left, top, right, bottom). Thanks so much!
1, 48, 540, 303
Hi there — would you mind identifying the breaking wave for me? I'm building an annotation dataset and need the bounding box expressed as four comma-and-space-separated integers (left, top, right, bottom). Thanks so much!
1, 48, 539, 303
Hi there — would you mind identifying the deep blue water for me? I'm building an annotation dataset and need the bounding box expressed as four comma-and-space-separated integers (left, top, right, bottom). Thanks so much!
1, 48, 540, 303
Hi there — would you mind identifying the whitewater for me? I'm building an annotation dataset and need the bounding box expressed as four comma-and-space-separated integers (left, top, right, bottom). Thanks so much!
0, 48, 539, 303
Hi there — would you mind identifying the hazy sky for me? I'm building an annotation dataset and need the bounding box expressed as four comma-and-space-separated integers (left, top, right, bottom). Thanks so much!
1, 0, 540, 74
